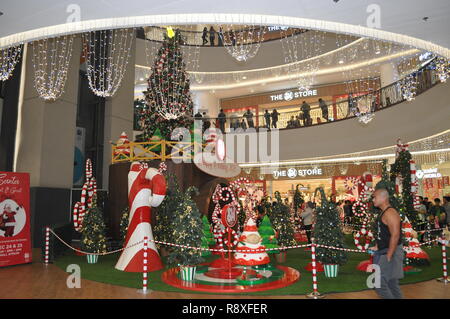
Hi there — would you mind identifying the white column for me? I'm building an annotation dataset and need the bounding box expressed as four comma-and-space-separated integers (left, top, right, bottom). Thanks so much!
15, 37, 81, 188
380, 62, 399, 87
102, 36, 136, 188
191, 90, 220, 117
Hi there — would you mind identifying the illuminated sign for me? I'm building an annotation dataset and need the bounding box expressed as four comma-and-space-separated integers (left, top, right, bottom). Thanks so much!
267, 26, 289, 32
416, 168, 441, 179
273, 167, 322, 178
270, 89, 318, 101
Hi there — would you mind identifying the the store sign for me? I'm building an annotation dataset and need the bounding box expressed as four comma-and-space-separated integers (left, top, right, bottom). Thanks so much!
270, 89, 318, 102
0, 172, 32, 267
268, 26, 289, 32
273, 167, 323, 178
416, 168, 442, 179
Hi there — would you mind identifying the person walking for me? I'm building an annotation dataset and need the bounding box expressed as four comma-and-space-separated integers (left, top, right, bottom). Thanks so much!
209, 26, 216, 47
218, 26, 224, 46
263, 109, 271, 129
300, 201, 315, 245
202, 27, 208, 46
271, 109, 279, 128
319, 98, 329, 122
244, 109, 254, 128
443, 196, 450, 227
370, 187, 404, 299
300, 101, 311, 126
217, 109, 226, 133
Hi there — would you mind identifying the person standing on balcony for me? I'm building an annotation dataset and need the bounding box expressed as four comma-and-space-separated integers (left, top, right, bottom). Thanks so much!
240, 118, 247, 130
229, 30, 236, 46
218, 109, 226, 133
319, 98, 329, 122
202, 27, 208, 46
209, 26, 216, 47
218, 26, 224, 46
271, 109, 279, 128
244, 109, 254, 128
202, 112, 211, 132
301, 101, 311, 126
263, 109, 271, 129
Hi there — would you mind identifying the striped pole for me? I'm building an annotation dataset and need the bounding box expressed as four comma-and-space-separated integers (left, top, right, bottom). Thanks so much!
138, 236, 151, 294
44, 227, 50, 265
306, 238, 324, 299
437, 235, 448, 284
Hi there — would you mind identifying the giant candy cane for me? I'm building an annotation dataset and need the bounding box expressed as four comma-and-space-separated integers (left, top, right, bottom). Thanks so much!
73, 159, 97, 232
115, 162, 166, 272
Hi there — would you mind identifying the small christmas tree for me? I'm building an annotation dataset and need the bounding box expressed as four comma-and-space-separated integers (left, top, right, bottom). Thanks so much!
166, 186, 204, 267
119, 206, 129, 247
258, 215, 279, 254
201, 215, 214, 257
81, 195, 107, 254
313, 188, 348, 266
269, 192, 296, 248
293, 184, 305, 212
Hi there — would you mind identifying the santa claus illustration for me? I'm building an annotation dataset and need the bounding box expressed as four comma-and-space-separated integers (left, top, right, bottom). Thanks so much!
2, 204, 16, 237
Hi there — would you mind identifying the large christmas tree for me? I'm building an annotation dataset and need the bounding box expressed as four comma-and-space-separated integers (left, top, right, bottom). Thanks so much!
313, 188, 348, 266
268, 192, 296, 248
141, 28, 194, 141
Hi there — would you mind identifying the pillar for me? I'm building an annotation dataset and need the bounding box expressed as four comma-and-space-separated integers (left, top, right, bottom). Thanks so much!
380, 62, 399, 87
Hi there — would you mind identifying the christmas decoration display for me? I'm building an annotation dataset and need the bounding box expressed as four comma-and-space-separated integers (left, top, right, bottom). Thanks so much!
402, 217, 430, 267
201, 215, 215, 257
119, 206, 129, 247
222, 23, 267, 62
354, 222, 374, 251
312, 188, 347, 276
0, 45, 22, 81
141, 28, 194, 141
269, 192, 296, 259
80, 194, 107, 264
112, 132, 131, 160
73, 159, 97, 232
166, 186, 204, 272
258, 215, 279, 254
82, 28, 134, 97
115, 162, 166, 272
435, 56, 450, 82
234, 218, 270, 265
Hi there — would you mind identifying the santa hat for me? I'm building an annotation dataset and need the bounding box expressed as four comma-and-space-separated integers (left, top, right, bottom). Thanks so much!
244, 218, 258, 232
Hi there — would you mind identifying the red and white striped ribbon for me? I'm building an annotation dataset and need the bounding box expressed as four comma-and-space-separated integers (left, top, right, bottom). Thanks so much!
310, 240, 319, 294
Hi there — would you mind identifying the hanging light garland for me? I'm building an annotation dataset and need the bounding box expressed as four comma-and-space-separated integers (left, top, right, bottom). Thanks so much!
400, 73, 417, 101
83, 28, 134, 98
221, 23, 267, 62
435, 56, 450, 83
0, 45, 22, 81
31, 35, 74, 101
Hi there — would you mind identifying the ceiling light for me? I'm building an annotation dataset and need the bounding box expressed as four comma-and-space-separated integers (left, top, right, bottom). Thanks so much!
242, 76, 247, 80
338, 59, 344, 64
139, 77, 144, 81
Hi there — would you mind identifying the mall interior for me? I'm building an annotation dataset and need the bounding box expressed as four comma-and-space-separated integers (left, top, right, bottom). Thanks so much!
0, 1, 449, 301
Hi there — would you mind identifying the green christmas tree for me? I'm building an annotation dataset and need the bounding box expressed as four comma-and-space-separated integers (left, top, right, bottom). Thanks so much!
293, 184, 305, 212
81, 195, 107, 254
154, 173, 183, 251
313, 188, 348, 266
141, 28, 194, 141
119, 206, 129, 247
201, 215, 214, 257
258, 215, 279, 254
269, 192, 296, 248
166, 186, 204, 267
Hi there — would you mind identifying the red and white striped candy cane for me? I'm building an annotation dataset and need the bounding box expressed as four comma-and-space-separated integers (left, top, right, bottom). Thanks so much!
307, 239, 323, 298
440, 235, 448, 283
73, 202, 82, 232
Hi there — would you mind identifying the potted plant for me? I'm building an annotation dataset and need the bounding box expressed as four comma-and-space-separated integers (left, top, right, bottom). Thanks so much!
166, 186, 204, 281
312, 188, 348, 277
80, 195, 107, 264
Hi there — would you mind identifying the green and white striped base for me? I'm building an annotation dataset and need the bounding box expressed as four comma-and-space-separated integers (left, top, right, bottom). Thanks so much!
180, 266, 197, 281
323, 264, 339, 278
86, 254, 98, 264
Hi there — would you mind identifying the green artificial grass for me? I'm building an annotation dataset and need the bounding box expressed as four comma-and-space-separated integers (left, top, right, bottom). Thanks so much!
54, 235, 444, 296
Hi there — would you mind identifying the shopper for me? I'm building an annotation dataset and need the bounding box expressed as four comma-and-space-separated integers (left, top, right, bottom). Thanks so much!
217, 109, 226, 133
417, 196, 428, 235
229, 29, 236, 46
229, 113, 239, 130
444, 196, 450, 227
300, 201, 314, 245
209, 26, 215, 47
240, 118, 247, 130
286, 116, 296, 129
423, 197, 431, 212
344, 200, 353, 224
243, 109, 254, 128
271, 109, 279, 128
202, 112, 211, 132
202, 27, 208, 46
319, 98, 329, 122
218, 26, 224, 46
430, 198, 447, 228
300, 101, 311, 126
370, 187, 404, 299
263, 109, 271, 129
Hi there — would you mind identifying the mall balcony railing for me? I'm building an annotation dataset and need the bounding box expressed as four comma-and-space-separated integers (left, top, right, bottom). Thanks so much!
121, 58, 444, 164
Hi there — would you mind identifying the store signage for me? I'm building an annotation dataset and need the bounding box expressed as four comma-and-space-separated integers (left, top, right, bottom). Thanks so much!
267, 26, 289, 32
416, 168, 441, 179
270, 89, 318, 101
273, 167, 323, 178
0, 172, 32, 267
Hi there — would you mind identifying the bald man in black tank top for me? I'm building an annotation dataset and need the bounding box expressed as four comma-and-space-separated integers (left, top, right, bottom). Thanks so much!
370, 188, 404, 299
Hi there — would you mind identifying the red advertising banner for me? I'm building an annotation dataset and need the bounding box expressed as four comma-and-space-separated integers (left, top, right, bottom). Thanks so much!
443, 176, 450, 187
0, 172, 32, 267
437, 178, 444, 189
